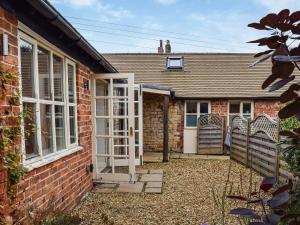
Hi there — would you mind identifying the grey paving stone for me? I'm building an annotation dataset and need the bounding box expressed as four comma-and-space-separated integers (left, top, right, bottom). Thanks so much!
146, 182, 162, 188
149, 169, 163, 174
92, 188, 114, 193
140, 174, 163, 182
136, 169, 149, 174
116, 182, 144, 193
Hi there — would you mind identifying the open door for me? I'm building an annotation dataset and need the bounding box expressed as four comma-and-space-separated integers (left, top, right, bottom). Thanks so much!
93, 73, 136, 182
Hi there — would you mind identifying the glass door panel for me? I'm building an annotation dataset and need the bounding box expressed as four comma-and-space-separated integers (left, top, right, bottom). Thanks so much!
94, 74, 136, 182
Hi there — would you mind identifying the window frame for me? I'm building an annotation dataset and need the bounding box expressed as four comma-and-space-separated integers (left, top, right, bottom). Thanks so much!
228, 100, 254, 125
18, 31, 79, 168
184, 101, 211, 129
166, 56, 184, 70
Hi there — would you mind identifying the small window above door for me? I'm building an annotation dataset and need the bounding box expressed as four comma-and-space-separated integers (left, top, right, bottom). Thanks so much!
166, 56, 184, 70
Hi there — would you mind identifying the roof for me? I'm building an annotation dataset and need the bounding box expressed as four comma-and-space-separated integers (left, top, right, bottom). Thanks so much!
104, 53, 299, 99
1, 0, 117, 73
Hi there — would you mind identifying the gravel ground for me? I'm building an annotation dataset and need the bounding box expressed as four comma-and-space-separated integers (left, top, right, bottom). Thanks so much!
74, 159, 262, 225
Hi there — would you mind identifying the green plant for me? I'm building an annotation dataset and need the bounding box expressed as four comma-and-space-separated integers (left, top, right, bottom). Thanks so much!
3, 152, 27, 199
281, 116, 299, 131
242, 8, 300, 225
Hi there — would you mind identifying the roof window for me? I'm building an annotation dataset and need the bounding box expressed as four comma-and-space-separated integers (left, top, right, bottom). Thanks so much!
166, 56, 184, 70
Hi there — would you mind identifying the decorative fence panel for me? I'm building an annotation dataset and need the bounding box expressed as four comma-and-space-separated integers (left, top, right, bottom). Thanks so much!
248, 115, 279, 178
231, 116, 248, 165
230, 114, 294, 182
197, 114, 224, 155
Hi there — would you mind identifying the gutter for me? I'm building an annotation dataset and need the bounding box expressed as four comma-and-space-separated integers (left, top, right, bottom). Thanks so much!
25, 0, 117, 73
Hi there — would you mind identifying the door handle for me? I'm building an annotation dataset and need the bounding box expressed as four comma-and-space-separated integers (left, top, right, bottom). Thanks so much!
130, 127, 133, 137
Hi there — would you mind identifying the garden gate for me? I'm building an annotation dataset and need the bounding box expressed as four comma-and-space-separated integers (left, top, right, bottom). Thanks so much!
230, 114, 293, 182
197, 114, 224, 155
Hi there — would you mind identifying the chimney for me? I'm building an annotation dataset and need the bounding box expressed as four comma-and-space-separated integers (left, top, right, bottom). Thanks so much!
165, 40, 171, 53
157, 40, 164, 53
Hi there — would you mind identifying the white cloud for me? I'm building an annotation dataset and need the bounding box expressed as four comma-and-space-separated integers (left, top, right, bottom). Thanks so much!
58, 0, 97, 7
154, 0, 178, 5
255, 0, 300, 12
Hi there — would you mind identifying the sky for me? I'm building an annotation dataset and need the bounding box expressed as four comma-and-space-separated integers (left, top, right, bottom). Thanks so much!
49, 0, 300, 53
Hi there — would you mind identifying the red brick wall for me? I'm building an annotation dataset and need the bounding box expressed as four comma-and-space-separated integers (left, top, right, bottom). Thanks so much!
0, 6, 94, 222
13, 63, 94, 218
211, 100, 228, 124
254, 100, 280, 119
0, 6, 20, 219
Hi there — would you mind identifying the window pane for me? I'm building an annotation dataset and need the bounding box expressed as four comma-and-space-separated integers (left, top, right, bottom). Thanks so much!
229, 102, 240, 114
200, 103, 209, 114
55, 105, 65, 150
243, 103, 252, 114
186, 115, 197, 127
69, 106, 76, 144
186, 102, 197, 113
20, 39, 34, 98
40, 104, 53, 155
96, 79, 109, 96
38, 47, 51, 100
53, 55, 64, 102
23, 103, 39, 158
68, 64, 75, 103
96, 99, 109, 116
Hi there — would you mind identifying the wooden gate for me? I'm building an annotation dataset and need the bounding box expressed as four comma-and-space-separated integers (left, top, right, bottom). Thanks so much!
197, 114, 224, 155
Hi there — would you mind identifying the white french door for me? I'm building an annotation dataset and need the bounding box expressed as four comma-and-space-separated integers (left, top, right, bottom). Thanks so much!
93, 73, 136, 182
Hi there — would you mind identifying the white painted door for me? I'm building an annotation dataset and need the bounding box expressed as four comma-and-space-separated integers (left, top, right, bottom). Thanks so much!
183, 101, 210, 154
93, 73, 136, 182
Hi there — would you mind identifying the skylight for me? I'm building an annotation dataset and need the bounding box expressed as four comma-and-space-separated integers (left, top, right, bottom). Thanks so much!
166, 56, 184, 70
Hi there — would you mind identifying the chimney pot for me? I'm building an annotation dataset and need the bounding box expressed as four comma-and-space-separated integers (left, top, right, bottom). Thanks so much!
158, 40, 164, 53
165, 40, 171, 53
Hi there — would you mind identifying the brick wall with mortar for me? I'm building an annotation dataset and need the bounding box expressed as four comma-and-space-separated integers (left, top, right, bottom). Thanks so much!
143, 93, 184, 152
254, 100, 280, 119
0, 6, 94, 222
0, 6, 20, 219
211, 100, 229, 124
143, 98, 280, 153
13, 63, 94, 221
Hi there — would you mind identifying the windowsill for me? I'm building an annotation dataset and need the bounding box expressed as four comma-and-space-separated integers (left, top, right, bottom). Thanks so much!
24, 146, 83, 171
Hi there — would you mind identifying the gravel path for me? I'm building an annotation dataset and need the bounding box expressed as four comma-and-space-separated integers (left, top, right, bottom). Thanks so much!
74, 159, 261, 225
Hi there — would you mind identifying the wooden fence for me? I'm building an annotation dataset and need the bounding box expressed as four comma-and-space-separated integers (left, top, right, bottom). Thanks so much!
197, 114, 224, 155
230, 114, 293, 182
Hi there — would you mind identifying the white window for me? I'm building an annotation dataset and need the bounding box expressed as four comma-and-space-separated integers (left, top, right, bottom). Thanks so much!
166, 56, 184, 70
228, 101, 253, 124
185, 101, 210, 128
19, 32, 78, 166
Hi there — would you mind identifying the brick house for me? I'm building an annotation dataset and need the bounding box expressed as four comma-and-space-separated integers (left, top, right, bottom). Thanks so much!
104, 50, 284, 154
0, 0, 290, 222
0, 0, 123, 221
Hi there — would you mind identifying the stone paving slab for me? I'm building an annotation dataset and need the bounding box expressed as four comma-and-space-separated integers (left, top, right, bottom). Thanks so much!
146, 182, 162, 188
136, 169, 149, 174
149, 169, 163, 174
96, 183, 117, 188
92, 188, 114, 193
145, 187, 162, 193
116, 182, 144, 193
140, 173, 163, 182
